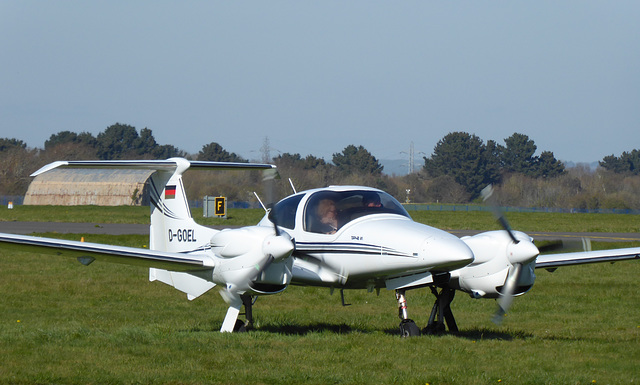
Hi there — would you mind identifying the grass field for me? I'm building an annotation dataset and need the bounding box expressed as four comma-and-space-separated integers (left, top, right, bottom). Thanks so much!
0, 207, 639, 384
2, 204, 640, 233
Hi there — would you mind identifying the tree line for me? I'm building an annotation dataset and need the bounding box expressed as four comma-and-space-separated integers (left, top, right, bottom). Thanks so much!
1, 123, 639, 210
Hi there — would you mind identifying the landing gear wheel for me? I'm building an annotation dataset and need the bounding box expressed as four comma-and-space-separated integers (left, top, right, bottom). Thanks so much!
399, 319, 421, 337
422, 322, 446, 335
233, 319, 248, 333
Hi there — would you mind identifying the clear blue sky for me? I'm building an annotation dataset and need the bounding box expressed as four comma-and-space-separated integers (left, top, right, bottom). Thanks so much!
1, 1, 638, 164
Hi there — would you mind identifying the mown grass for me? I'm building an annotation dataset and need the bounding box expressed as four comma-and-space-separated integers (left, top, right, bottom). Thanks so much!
1, 230, 639, 384
2, 205, 640, 233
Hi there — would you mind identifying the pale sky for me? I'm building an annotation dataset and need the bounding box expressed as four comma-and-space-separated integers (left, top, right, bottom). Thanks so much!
1, 1, 638, 165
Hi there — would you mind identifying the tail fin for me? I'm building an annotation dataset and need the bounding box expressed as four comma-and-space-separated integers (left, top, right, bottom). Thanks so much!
147, 158, 215, 253
31, 157, 276, 254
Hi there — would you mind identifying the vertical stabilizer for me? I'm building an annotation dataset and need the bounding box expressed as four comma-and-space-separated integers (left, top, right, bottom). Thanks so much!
148, 158, 216, 253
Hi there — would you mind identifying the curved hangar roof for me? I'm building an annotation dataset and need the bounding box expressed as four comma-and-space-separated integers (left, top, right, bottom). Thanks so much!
24, 168, 155, 206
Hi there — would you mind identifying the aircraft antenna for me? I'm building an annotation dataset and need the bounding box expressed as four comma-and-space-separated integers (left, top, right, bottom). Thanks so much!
253, 192, 267, 212
288, 178, 297, 194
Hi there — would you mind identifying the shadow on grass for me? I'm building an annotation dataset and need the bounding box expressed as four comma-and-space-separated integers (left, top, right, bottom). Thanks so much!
453, 327, 533, 341
185, 323, 532, 339
380, 326, 534, 340
259, 322, 367, 335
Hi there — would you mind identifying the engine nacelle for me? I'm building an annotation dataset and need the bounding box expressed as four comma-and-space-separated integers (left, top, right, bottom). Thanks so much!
209, 226, 294, 295
452, 231, 537, 298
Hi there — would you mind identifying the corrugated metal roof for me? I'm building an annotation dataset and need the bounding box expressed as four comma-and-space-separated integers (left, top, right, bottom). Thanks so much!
24, 168, 155, 206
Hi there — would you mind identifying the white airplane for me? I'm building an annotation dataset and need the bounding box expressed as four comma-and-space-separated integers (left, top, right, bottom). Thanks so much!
0, 158, 638, 336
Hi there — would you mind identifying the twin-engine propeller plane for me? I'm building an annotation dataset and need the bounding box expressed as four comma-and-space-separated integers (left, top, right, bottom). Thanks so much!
1, 158, 638, 336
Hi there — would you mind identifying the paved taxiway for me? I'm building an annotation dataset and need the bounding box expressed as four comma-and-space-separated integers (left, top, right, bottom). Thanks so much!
0, 222, 638, 243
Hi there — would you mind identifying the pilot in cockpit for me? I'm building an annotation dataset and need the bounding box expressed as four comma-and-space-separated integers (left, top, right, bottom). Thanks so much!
315, 198, 339, 234
362, 192, 382, 208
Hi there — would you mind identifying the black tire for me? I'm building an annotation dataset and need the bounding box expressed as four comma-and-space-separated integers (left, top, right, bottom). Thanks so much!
399, 319, 421, 337
233, 319, 248, 333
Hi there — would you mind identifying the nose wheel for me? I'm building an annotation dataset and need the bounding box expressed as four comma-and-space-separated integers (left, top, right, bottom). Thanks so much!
396, 290, 421, 337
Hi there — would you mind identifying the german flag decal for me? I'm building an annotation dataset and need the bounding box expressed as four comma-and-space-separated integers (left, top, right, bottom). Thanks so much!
165, 185, 176, 199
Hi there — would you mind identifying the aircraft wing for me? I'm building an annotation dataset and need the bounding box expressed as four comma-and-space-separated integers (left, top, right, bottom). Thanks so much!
535, 247, 640, 269
0, 233, 214, 271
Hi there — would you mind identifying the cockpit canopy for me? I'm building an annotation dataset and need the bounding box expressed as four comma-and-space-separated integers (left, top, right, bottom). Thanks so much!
269, 189, 410, 233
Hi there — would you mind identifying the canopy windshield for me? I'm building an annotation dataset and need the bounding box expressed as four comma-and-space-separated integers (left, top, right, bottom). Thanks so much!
303, 190, 409, 234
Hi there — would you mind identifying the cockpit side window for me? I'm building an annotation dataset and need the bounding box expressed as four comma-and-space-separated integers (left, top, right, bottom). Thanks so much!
304, 190, 410, 234
269, 194, 304, 230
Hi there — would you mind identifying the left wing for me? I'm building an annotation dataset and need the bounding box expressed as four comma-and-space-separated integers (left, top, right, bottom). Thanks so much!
0, 233, 214, 271
535, 247, 640, 269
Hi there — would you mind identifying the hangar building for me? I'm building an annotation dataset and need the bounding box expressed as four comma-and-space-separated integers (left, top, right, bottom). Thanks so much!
24, 168, 154, 206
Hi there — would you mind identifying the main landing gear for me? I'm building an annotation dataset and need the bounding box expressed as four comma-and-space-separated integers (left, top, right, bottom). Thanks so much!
395, 286, 458, 337
233, 294, 255, 332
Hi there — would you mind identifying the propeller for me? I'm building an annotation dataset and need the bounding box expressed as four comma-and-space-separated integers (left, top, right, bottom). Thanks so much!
258, 167, 294, 275
481, 185, 594, 324
481, 185, 539, 324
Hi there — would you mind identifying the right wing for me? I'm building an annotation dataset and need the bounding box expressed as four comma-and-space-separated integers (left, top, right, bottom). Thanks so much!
535, 247, 640, 269
0, 233, 214, 271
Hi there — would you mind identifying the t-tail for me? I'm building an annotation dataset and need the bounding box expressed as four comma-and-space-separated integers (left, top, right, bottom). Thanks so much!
30, 157, 276, 254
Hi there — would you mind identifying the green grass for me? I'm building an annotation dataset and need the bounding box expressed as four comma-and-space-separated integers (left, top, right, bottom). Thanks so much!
1, 207, 639, 383
409, 210, 640, 233
2, 205, 640, 233
1, 231, 639, 384
0, 205, 265, 227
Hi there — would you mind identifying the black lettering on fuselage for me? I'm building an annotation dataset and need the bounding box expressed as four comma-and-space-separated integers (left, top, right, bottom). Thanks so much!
168, 229, 197, 242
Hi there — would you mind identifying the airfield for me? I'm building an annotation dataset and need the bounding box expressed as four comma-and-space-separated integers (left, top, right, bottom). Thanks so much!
1, 208, 638, 384
2, 221, 639, 242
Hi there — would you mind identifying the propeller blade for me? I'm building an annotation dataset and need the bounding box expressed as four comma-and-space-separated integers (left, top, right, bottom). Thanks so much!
537, 238, 592, 254
537, 240, 565, 254
492, 263, 522, 325
481, 185, 519, 244
262, 168, 282, 236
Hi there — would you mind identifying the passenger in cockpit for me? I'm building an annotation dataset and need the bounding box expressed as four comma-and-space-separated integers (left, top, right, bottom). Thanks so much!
316, 198, 339, 234
363, 192, 382, 208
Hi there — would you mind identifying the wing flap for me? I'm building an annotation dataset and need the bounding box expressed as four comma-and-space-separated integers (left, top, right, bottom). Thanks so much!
535, 247, 640, 269
0, 233, 213, 272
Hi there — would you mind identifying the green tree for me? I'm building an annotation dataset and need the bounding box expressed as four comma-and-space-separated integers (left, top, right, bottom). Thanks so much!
332, 145, 383, 176
599, 150, 640, 175
0, 138, 26, 152
423, 132, 500, 198
96, 123, 140, 160
533, 151, 565, 178
501, 133, 536, 175
274, 153, 327, 170
153, 144, 187, 159
44, 131, 97, 150
135, 128, 158, 157
501, 133, 564, 179
197, 142, 246, 162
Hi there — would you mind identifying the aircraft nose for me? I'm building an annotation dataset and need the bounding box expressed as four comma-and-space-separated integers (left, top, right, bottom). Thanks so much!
263, 233, 295, 261
423, 234, 474, 271
507, 239, 539, 265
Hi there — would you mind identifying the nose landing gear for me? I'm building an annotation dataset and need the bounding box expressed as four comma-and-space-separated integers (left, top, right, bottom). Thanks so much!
395, 286, 459, 337
396, 290, 421, 337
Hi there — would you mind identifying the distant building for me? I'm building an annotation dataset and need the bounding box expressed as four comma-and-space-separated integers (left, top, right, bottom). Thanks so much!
24, 168, 154, 206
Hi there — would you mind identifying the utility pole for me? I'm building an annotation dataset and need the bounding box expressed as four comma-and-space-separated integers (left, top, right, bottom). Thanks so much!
408, 141, 415, 174
260, 137, 271, 163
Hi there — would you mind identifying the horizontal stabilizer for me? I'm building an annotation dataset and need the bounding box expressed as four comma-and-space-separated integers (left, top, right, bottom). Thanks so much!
31, 158, 275, 177
149, 268, 216, 300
